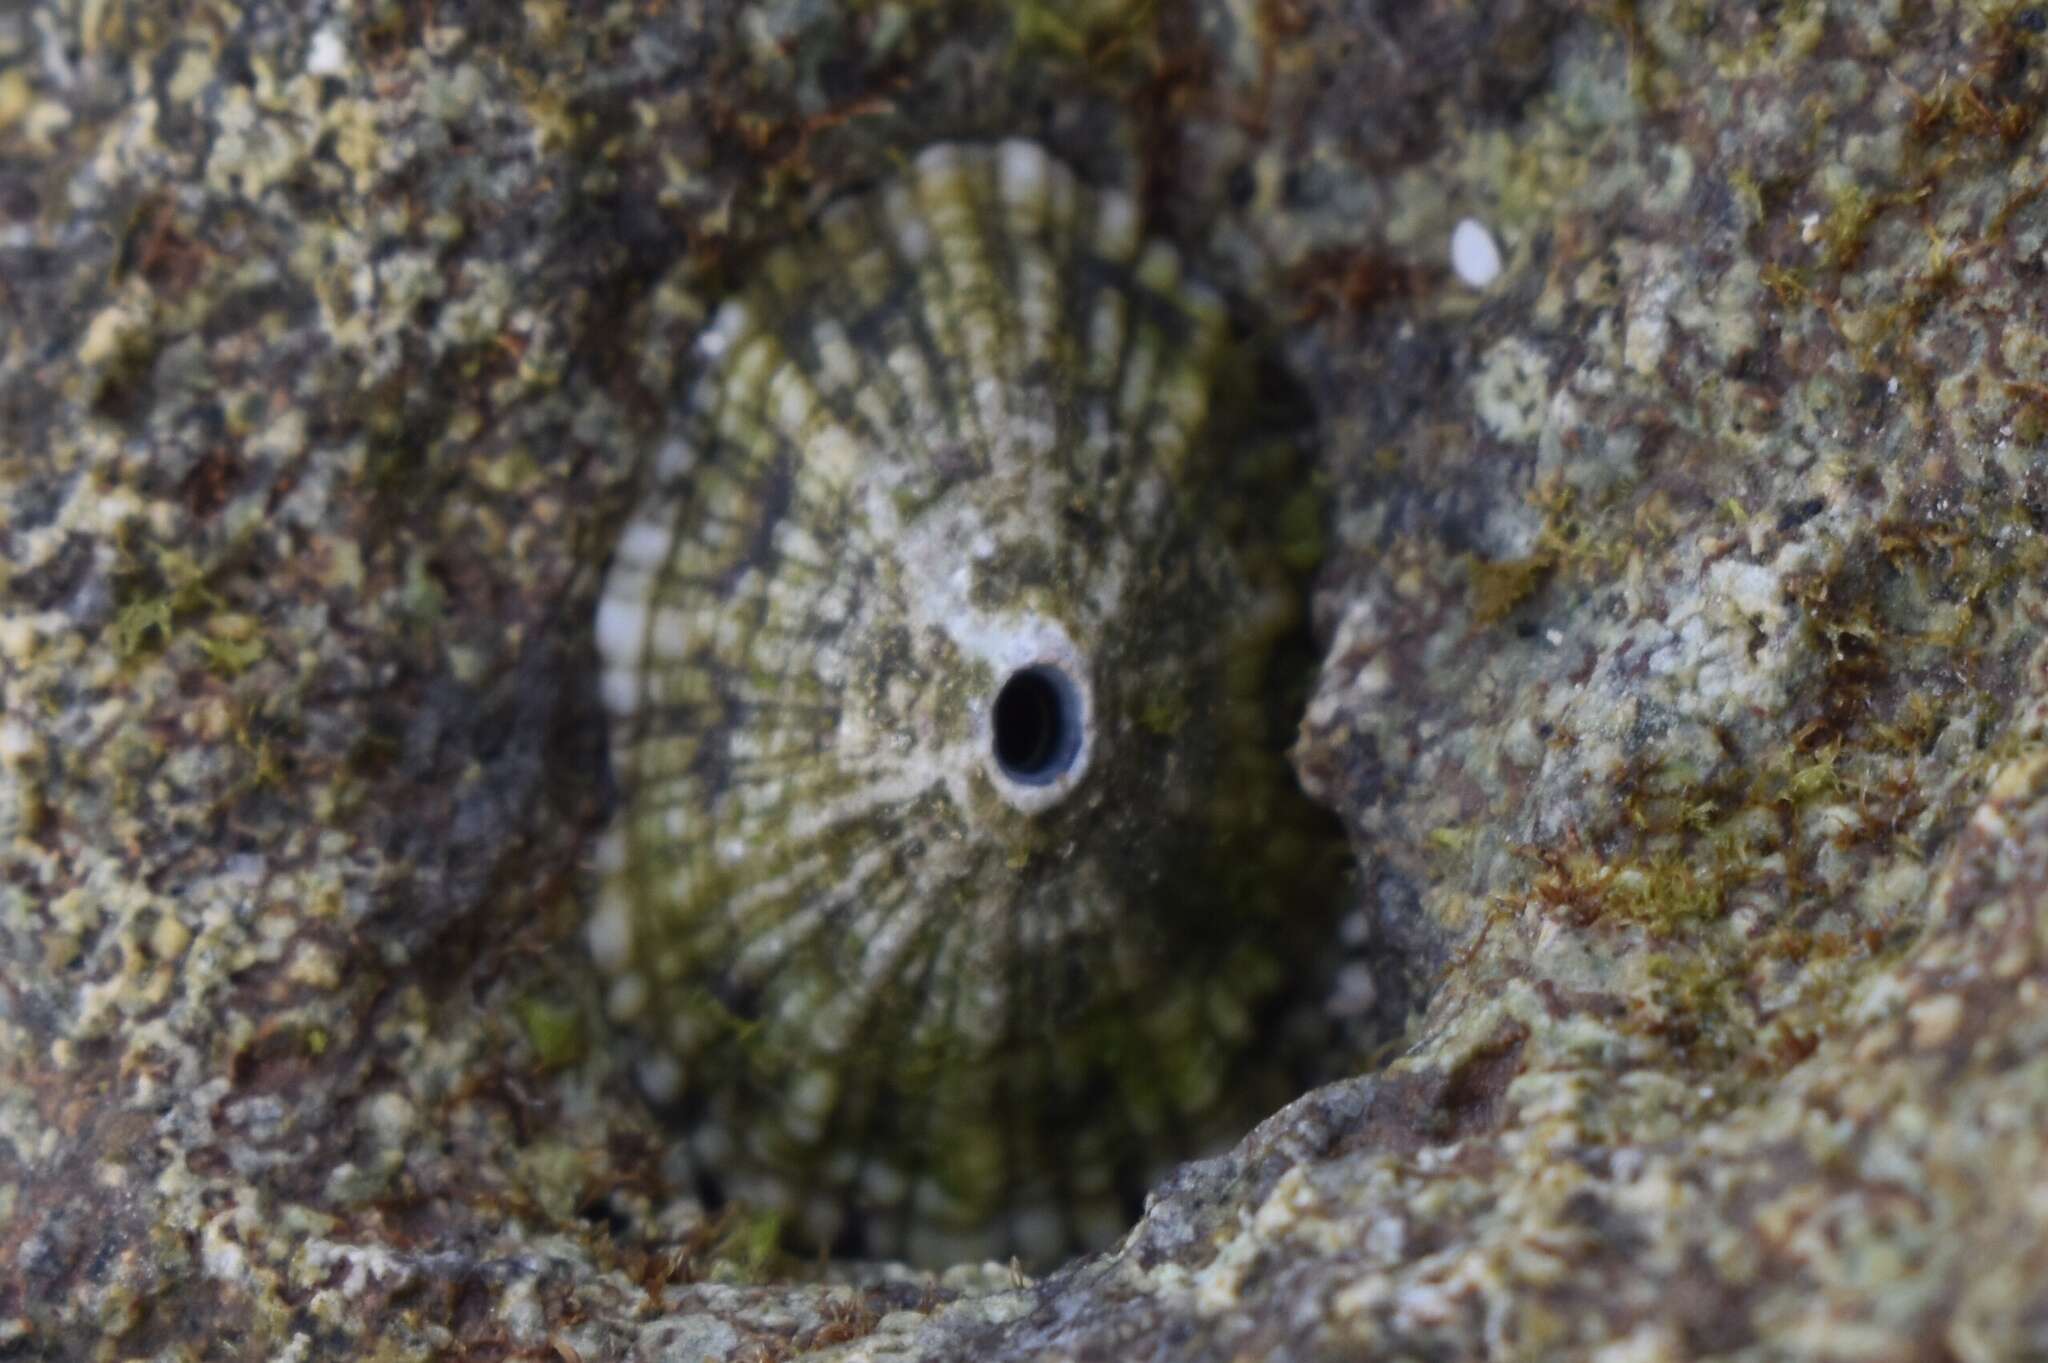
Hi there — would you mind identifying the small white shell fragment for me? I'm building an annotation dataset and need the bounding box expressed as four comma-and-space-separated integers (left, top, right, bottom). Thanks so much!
1451, 216, 1504, 288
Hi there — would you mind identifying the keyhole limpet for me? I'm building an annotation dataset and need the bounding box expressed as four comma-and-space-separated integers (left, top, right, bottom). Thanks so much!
590, 140, 1341, 1266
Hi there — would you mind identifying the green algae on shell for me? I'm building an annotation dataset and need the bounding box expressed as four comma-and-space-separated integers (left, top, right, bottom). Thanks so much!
590, 140, 1341, 1265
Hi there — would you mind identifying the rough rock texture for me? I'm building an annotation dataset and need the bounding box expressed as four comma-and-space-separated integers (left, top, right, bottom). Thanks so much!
7, 0, 2048, 1359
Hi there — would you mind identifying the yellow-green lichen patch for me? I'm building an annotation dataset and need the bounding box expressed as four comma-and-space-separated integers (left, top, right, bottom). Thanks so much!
513, 995, 587, 1073
23, 0, 2048, 1358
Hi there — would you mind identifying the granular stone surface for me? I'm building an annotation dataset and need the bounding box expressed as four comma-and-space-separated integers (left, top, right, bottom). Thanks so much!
6, 2, 2048, 1360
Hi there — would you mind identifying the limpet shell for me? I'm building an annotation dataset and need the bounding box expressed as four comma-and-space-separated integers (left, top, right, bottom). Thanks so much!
592, 140, 1340, 1264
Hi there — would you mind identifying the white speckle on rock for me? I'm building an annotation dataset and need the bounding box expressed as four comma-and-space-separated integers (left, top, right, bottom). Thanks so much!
1473, 336, 1552, 443
1451, 217, 1503, 287
0, 717, 39, 764
287, 943, 341, 989
1328, 963, 1378, 1016
1705, 558, 1788, 628
1623, 251, 1684, 375
1350, 657, 1393, 699
306, 26, 348, 77
1190, 1227, 1261, 1313
1594, 1322, 1686, 1363
1908, 994, 1963, 1050
301, 1238, 416, 1297
496, 1276, 546, 1339
201, 1211, 250, 1282
77, 297, 153, 368
362, 1091, 418, 1144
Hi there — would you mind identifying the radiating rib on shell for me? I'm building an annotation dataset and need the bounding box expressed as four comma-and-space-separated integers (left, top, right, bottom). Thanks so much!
592, 139, 1337, 1266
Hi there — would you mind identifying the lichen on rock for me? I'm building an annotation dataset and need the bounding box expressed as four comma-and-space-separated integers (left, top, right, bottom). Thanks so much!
10, 0, 2048, 1359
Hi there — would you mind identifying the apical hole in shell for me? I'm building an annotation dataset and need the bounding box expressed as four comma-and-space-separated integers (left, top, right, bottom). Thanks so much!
992, 665, 1081, 786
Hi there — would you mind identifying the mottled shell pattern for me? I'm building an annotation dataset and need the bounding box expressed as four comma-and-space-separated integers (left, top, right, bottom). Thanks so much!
591, 140, 1338, 1265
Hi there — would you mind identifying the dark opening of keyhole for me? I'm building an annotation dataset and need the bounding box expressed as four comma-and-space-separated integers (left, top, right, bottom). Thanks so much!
992, 665, 1080, 785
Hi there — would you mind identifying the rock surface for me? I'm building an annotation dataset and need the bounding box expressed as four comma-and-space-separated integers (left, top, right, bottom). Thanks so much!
6, 1, 2048, 1359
